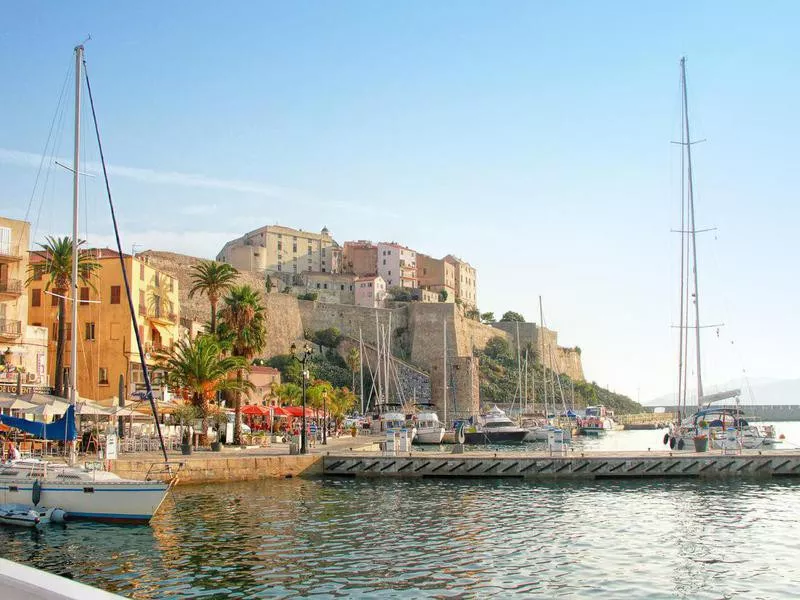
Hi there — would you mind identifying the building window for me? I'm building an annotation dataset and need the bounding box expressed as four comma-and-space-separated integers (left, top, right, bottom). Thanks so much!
277, 265, 282, 272
154, 272, 160, 287
307, 266, 311, 272
308, 247, 312, 255
322, 268, 326, 272
293, 244, 297, 253
388, 271, 391, 276
98, 367, 109, 385
169, 277, 174, 292
31, 288, 41, 307
278, 242, 282, 250
138, 291, 145, 314
323, 283, 328, 289
293, 265, 297, 273
349, 285, 353, 291
316, 283, 320, 289
340, 284, 344, 290
110, 285, 121, 304
307, 258, 312, 263
383, 259, 386, 265
138, 325, 144, 342
51, 292, 58, 306
80, 287, 90, 305
85, 322, 96, 340
139, 263, 144, 280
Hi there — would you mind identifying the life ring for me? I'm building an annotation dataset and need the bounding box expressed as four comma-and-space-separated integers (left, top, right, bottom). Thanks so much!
677, 439, 685, 451
669, 437, 676, 450
663, 433, 670, 445
32, 479, 42, 506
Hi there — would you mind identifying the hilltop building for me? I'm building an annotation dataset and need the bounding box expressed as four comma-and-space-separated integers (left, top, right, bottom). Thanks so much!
445, 255, 477, 309
216, 225, 340, 282
377, 242, 417, 289
417, 253, 456, 303
0, 217, 49, 391
27, 248, 180, 404
355, 275, 387, 308
341, 241, 377, 277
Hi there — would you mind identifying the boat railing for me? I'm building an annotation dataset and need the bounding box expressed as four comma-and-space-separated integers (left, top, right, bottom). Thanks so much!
145, 461, 182, 483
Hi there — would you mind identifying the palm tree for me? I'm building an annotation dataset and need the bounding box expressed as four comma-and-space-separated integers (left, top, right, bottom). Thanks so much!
28, 236, 100, 398
345, 347, 360, 395
158, 334, 250, 443
188, 261, 238, 334
218, 285, 267, 444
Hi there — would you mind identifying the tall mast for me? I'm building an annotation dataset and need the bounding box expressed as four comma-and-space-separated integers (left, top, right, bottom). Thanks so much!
539, 296, 547, 418
681, 57, 704, 404
359, 328, 364, 414
442, 318, 447, 427
69, 45, 83, 406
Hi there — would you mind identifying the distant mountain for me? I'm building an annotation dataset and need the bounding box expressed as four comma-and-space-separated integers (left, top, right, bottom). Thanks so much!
645, 378, 800, 406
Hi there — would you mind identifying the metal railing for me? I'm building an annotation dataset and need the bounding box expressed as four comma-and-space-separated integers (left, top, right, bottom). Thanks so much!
0, 319, 22, 337
0, 279, 22, 294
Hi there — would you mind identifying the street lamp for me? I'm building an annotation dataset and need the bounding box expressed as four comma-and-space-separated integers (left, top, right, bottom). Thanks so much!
322, 390, 328, 445
290, 342, 313, 454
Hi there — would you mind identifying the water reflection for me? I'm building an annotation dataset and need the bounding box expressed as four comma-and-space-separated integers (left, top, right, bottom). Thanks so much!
1, 476, 800, 598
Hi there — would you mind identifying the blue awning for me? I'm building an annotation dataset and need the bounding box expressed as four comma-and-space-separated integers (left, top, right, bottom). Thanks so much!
0, 404, 77, 440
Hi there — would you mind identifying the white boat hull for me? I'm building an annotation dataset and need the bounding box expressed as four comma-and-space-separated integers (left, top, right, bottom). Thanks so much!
414, 427, 445, 444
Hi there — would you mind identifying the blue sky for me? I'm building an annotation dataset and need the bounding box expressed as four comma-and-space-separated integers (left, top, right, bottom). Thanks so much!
2, 1, 798, 402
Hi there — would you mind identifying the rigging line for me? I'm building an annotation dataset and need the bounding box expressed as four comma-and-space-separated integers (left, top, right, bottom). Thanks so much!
83, 59, 169, 464
24, 59, 73, 224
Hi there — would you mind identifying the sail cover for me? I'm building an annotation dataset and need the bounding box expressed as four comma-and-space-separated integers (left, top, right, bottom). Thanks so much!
0, 404, 77, 440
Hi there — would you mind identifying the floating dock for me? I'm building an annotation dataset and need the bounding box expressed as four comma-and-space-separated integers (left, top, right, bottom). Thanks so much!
322, 449, 800, 480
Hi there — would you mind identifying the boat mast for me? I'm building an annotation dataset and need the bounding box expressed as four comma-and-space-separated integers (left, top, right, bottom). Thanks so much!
681, 57, 704, 405
442, 318, 447, 427
69, 45, 83, 406
538, 296, 547, 418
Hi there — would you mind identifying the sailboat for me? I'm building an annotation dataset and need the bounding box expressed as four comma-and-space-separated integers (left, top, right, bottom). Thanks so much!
0, 45, 175, 523
663, 58, 776, 452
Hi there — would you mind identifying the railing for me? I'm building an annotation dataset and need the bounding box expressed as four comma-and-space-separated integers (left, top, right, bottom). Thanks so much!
0, 319, 22, 337
147, 311, 177, 323
0, 246, 22, 261
0, 279, 22, 295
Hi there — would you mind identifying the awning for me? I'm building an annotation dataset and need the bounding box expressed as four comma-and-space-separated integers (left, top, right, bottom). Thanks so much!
242, 405, 269, 416
270, 406, 290, 417
148, 322, 173, 345
283, 406, 317, 418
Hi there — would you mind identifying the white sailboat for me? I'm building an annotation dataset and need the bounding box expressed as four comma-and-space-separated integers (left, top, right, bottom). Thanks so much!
663, 58, 775, 452
0, 45, 174, 523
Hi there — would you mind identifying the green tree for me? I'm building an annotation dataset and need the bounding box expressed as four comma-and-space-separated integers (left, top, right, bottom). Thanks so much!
218, 285, 267, 444
480, 312, 496, 323
188, 261, 238, 334
312, 327, 342, 349
484, 336, 513, 363
28, 236, 100, 397
438, 289, 448, 303
500, 311, 525, 322
465, 308, 481, 321
389, 286, 413, 302
345, 347, 360, 393
158, 335, 250, 442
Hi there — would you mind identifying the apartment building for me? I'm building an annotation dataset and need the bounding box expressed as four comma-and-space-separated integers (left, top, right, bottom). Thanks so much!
377, 242, 417, 289
444, 255, 477, 308
28, 249, 180, 404
341, 241, 378, 277
301, 272, 357, 304
355, 275, 387, 308
416, 253, 456, 302
0, 217, 49, 390
216, 225, 339, 279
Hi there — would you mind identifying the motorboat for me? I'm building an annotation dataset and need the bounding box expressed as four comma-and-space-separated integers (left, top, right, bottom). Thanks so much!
413, 408, 445, 445
0, 459, 172, 524
0, 503, 65, 529
577, 406, 614, 436
463, 406, 527, 444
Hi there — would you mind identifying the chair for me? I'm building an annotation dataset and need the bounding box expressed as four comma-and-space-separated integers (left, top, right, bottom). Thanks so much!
31, 441, 44, 457
19, 441, 33, 458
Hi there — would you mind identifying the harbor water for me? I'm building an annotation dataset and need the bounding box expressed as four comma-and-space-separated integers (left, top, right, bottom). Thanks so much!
1, 425, 800, 598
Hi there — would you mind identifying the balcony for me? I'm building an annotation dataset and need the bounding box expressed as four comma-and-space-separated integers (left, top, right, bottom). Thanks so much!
146, 310, 177, 326
0, 318, 22, 339
0, 246, 22, 264
0, 278, 22, 299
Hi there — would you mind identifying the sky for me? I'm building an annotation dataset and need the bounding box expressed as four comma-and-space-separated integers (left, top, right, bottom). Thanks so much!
1, 1, 799, 403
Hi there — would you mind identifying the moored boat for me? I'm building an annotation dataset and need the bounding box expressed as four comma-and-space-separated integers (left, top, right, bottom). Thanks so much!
413, 408, 445, 445
464, 406, 527, 444
0, 503, 65, 529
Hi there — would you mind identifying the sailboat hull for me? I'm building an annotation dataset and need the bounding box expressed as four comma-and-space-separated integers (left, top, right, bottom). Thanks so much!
464, 430, 528, 444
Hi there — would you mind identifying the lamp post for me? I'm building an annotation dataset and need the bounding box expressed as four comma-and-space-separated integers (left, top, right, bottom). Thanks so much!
322, 390, 328, 445
290, 342, 313, 454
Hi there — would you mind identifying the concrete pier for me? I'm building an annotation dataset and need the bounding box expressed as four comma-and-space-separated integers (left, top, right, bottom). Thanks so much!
322, 449, 800, 480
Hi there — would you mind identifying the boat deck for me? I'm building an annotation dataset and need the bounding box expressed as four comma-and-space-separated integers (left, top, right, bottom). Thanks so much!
322, 449, 800, 480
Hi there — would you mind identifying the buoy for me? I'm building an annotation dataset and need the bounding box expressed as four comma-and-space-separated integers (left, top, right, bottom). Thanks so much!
31, 479, 42, 507
51, 509, 67, 524
669, 437, 676, 450
677, 439, 685, 450
779, 434, 786, 440
663, 433, 670, 445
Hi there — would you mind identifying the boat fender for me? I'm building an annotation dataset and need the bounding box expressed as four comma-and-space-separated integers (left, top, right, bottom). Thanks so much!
32, 479, 42, 507
669, 437, 676, 450
677, 439, 685, 451
455, 424, 466, 445
51, 508, 67, 524
663, 433, 670, 445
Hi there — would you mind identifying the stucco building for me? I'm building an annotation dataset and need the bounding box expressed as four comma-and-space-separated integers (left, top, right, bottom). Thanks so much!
28, 249, 181, 404
377, 242, 417, 289
445, 255, 477, 308
355, 275, 387, 308
342, 241, 378, 277
216, 225, 340, 281
416, 253, 457, 302
300, 272, 356, 304
0, 217, 49, 391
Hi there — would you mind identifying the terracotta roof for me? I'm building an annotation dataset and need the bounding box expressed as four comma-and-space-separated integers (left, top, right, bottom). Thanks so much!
28, 247, 131, 263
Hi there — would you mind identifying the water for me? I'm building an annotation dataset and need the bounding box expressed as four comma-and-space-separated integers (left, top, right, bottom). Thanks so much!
2, 427, 800, 598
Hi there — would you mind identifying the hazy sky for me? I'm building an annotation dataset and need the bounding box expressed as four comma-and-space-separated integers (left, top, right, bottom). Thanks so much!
2, 2, 798, 402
